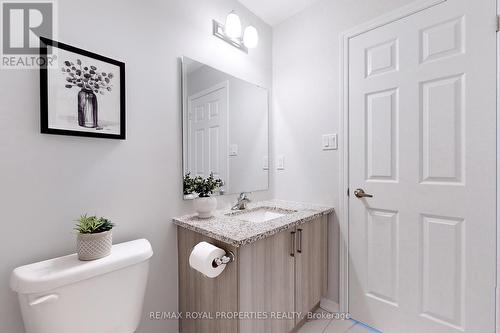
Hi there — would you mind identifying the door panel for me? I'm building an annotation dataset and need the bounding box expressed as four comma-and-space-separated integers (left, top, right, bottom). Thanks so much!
365, 208, 399, 307
420, 74, 464, 184
420, 214, 464, 329
365, 88, 399, 181
348, 1, 496, 332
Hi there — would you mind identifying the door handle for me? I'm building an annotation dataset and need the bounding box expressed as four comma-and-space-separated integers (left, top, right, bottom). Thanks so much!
297, 229, 303, 253
354, 188, 373, 198
290, 231, 296, 257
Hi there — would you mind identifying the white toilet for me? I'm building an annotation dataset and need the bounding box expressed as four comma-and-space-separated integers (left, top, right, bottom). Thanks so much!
10, 239, 153, 333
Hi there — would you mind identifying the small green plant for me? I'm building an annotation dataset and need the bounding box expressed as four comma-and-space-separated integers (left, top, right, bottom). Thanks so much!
75, 214, 115, 234
193, 173, 224, 197
184, 172, 195, 195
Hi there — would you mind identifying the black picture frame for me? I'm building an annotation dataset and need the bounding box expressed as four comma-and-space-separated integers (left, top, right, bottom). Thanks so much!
40, 37, 126, 139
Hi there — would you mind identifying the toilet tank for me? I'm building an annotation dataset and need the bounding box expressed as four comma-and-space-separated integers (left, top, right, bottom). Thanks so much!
10, 239, 153, 333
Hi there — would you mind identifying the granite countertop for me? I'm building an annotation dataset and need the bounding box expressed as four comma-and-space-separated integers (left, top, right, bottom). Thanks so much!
172, 200, 334, 247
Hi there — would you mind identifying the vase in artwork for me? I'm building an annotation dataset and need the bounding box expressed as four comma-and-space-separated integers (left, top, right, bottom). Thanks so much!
78, 88, 98, 128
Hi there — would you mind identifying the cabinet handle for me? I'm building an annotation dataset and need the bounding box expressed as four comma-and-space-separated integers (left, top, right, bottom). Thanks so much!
290, 231, 296, 257
297, 228, 303, 253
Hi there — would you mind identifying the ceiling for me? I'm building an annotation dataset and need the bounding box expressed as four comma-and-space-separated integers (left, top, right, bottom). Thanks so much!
237, 0, 322, 26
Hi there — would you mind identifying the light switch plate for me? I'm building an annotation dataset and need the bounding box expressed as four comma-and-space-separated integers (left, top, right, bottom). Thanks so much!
329, 133, 338, 150
322, 134, 330, 149
229, 144, 238, 156
322, 134, 338, 150
276, 155, 285, 170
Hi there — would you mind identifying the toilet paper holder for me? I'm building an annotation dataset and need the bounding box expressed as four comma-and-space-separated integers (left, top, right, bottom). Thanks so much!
212, 250, 235, 268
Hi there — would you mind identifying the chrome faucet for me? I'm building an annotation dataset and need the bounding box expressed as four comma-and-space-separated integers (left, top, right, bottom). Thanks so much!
232, 192, 251, 210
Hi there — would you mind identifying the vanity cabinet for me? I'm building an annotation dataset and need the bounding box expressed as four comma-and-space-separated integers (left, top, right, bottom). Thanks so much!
294, 215, 328, 323
239, 228, 295, 333
178, 228, 239, 333
177, 214, 328, 333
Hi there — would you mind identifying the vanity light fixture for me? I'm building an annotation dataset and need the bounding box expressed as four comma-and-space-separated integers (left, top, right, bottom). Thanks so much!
213, 11, 259, 53
224, 11, 242, 39
243, 25, 259, 49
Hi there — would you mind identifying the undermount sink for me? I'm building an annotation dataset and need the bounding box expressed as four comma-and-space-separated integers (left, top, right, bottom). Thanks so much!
227, 207, 296, 223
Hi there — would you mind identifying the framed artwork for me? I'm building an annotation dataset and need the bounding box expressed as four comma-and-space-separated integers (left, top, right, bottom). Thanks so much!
40, 37, 125, 139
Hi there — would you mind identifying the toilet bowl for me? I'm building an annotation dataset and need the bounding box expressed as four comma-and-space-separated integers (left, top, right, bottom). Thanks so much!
10, 239, 153, 333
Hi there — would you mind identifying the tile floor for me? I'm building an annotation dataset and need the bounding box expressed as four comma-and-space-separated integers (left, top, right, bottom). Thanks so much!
297, 308, 376, 333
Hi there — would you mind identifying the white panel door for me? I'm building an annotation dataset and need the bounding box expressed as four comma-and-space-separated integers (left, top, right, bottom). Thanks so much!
188, 84, 228, 183
348, 1, 496, 332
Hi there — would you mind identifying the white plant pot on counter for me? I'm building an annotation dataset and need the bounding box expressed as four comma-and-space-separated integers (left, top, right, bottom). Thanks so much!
193, 196, 217, 219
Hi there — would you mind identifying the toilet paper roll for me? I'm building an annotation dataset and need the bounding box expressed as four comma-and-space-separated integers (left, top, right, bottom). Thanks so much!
189, 241, 227, 278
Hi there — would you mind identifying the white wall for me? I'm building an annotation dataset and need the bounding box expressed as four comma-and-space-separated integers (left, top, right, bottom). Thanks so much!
272, 0, 415, 303
0, 1, 272, 332
186, 65, 269, 194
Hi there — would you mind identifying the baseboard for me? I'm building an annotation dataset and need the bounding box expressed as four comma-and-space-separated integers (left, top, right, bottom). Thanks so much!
320, 297, 340, 313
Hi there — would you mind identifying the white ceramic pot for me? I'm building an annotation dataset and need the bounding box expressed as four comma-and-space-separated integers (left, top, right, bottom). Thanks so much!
77, 230, 112, 261
193, 196, 217, 218
184, 193, 197, 200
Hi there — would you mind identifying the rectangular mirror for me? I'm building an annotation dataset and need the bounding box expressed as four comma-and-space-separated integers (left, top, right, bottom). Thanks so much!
181, 56, 269, 199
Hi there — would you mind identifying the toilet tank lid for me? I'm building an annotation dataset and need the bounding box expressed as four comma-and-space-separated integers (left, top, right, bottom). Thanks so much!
10, 239, 153, 294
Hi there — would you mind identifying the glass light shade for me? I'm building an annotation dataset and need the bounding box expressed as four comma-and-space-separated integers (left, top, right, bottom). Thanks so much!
243, 25, 259, 48
225, 11, 242, 39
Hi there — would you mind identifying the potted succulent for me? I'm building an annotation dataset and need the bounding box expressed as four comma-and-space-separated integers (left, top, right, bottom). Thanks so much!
192, 173, 224, 218
75, 214, 115, 261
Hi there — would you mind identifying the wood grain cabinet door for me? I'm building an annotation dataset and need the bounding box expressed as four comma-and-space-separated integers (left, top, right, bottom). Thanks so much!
239, 230, 296, 333
178, 228, 239, 333
295, 216, 328, 322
